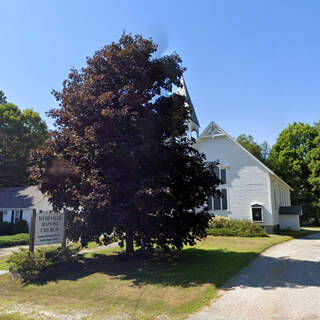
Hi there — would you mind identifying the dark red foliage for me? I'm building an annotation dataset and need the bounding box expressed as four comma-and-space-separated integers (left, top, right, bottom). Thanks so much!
30, 33, 219, 254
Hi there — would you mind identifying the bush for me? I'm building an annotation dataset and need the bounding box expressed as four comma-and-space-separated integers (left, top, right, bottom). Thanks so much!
0, 222, 14, 236
0, 220, 29, 236
12, 220, 29, 234
8, 244, 81, 280
0, 233, 29, 248
302, 217, 320, 226
207, 217, 268, 237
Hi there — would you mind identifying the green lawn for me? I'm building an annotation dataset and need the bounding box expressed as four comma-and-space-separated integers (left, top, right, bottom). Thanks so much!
0, 255, 9, 271
0, 234, 29, 248
0, 314, 33, 320
0, 234, 292, 320
0, 233, 101, 250
301, 226, 320, 231
281, 228, 320, 238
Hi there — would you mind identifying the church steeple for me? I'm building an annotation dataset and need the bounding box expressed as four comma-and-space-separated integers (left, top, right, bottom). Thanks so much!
176, 77, 200, 139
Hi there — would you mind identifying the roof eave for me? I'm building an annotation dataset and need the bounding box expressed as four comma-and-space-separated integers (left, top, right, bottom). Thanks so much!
269, 172, 294, 192
196, 121, 293, 192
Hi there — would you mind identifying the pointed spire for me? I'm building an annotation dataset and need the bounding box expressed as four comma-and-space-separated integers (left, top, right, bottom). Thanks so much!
177, 77, 200, 127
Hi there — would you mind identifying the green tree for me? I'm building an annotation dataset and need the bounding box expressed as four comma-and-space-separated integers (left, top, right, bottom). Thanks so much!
315, 121, 320, 132
30, 33, 219, 255
307, 135, 320, 220
260, 141, 270, 161
268, 122, 319, 223
237, 134, 269, 162
0, 103, 47, 187
0, 91, 7, 105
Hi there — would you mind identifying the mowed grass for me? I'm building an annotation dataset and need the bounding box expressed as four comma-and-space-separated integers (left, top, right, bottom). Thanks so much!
0, 234, 292, 320
0, 234, 29, 248
302, 226, 320, 231
281, 228, 320, 238
0, 314, 33, 320
0, 255, 9, 270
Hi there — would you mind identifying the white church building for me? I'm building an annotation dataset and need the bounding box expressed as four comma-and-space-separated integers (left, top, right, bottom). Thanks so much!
0, 79, 302, 233
180, 79, 302, 232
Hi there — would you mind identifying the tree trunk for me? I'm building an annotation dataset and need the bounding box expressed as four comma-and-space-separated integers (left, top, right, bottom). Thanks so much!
125, 230, 134, 256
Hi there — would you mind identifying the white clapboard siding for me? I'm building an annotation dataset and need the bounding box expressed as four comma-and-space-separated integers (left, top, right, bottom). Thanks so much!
270, 175, 291, 225
196, 134, 274, 225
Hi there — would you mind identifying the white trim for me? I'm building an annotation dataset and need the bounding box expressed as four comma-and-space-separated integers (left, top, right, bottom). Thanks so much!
267, 175, 275, 223
196, 121, 293, 191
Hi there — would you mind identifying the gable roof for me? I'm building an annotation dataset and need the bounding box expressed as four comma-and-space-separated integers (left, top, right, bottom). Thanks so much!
0, 185, 51, 209
177, 77, 200, 127
196, 121, 293, 191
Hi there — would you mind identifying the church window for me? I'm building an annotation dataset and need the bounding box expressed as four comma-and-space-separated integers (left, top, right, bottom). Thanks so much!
213, 166, 227, 184
220, 169, 226, 184
251, 205, 263, 222
213, 193, 221, 210
221, 189, 228, 210
207, 196, 212, 210
207, 189, 228, 211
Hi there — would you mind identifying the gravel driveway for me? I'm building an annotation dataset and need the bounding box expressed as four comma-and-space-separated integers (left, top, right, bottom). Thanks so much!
188, 233, 320, 320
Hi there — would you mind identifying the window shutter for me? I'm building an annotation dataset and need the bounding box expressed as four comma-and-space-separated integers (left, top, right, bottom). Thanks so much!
220, 169, 226, 184
20, 210, 23, 220
11, 210, 14, 223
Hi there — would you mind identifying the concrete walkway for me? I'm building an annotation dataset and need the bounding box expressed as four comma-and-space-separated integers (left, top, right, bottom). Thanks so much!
0, 242, 118, 258
189, 233, 320, 320
0, 245, 28, 257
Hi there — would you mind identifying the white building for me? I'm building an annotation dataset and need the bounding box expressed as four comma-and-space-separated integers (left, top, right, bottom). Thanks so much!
0, 80, 302, 232
181, 79, 302, 232
0, 186, 53, 229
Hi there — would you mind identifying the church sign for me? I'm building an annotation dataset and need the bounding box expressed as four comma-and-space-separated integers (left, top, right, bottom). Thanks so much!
29, 210, 65, 251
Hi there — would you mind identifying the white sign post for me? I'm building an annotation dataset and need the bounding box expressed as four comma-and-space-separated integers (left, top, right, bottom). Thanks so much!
29, 210, 65, 252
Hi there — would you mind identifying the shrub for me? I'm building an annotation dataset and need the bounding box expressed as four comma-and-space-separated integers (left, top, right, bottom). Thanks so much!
303, 217, 320, 226
0, 222, 14, 236
0, 220, 29, 236
0, 233, 29, 248
209, 216, 233, 229
8, 244, 81, 280
207, 217, 268, 237
12, 220, 29, 234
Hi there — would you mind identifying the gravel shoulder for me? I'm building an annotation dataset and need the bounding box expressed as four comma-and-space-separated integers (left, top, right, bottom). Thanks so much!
188, 232, 320, 320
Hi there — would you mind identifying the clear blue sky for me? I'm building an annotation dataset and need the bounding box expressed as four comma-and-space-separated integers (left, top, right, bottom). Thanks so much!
1, 0, 319, 145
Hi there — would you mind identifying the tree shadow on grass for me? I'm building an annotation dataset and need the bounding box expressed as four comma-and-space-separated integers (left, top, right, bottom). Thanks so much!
22, 238, 320, 290
23, 248, 258, 288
